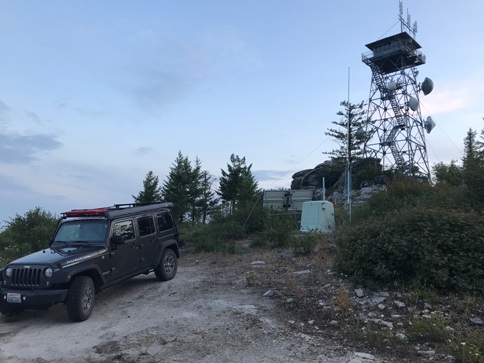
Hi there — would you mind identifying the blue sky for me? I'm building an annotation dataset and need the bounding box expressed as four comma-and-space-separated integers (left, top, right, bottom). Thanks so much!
1, 0, 483, 225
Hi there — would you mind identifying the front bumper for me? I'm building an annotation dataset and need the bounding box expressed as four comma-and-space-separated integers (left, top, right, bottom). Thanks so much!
0, 288, 68, 310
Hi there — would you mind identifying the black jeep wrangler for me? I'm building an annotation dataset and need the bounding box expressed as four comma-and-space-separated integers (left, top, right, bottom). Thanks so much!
0, 202, 180, 322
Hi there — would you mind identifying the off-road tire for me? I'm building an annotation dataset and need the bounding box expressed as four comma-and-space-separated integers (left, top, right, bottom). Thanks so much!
66, 276, 95, 322
154, 248, 177, 281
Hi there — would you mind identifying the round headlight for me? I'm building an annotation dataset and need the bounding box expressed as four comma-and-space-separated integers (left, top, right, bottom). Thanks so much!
5, 267, 13, 278
44, 267, 53, 279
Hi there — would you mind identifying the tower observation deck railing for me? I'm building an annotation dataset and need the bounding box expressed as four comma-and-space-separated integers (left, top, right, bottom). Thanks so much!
362, 47, 425, 74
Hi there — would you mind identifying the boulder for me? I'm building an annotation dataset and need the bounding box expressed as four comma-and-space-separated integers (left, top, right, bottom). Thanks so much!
290, 157, 386, 205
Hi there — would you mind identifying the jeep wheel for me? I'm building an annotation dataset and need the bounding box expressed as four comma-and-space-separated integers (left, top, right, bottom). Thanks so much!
66, 276, 95, 322
154, 248, 177, 281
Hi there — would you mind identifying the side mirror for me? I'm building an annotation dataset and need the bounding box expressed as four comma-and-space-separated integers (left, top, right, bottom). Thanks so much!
110, 235, 126, 245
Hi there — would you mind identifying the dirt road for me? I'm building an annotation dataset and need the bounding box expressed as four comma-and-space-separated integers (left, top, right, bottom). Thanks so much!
0, 253, 392, 363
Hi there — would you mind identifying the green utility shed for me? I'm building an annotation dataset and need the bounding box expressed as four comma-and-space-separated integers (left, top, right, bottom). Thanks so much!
299, 201, 335, 233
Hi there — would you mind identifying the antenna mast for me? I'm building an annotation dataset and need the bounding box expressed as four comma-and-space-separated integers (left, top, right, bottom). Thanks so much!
346, 67, 352, 221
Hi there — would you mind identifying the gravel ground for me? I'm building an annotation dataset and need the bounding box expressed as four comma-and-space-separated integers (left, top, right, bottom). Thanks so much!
0, 252, 403, 363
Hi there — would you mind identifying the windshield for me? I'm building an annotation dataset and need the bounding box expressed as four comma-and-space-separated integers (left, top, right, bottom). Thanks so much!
54, 220, 109, 245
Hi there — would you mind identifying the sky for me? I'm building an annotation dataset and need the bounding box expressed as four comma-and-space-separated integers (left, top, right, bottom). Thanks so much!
1, 0, 483, 226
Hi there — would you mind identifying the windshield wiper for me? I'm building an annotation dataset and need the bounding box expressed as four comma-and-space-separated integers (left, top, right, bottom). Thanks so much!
69, 241, 91, 247
53, 241, 73, 247
51, 241, 74, 253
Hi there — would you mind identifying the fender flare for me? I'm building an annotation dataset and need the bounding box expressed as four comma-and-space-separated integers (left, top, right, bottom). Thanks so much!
65, 264, 106, 289
155, 240, 180, 266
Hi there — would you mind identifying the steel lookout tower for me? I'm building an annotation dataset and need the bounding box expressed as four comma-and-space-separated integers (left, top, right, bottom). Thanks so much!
361, 1, 435, 180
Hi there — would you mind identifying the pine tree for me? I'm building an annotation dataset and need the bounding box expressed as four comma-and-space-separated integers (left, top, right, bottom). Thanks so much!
198, 170, 217, 224
432, 161, 462, 186
462, 127, 484, 208
187, 157, 217, 224
187, 157, 204, 223
324, 100, 367, 163
161, 152, 216, 223
462, 128, 480, 170
132, 171, 162, 204
162, 152, 192, 223
218, 154, 259, 213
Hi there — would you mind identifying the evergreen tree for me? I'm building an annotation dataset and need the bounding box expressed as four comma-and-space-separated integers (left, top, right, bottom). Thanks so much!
218, 154, 259, 213
188, 159, 217, 224
162, 152, 217, 224
162, 151, 192, 223
462, 127, 484, 208
324, 100, 367, 163
199, 170, 217, 224
132, 171, 162, 204
187, 157, 217, 224
432, 160, 462, 187
187, 157, 204, 223
462, 128, 480, 170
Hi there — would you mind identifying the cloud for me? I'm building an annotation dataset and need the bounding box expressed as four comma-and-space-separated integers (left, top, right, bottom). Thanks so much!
0, 158, 141, 225
57, 102, 107, 118
0, 173, 68, 226
197, 24, 263, 74
134, 146, 153, 155
116, 26, 260, 112
0, 99, 10, 123
253, 169, 294, 190
0, 132, 62, 164
421, 76, 484, 116
422, 90, 469, 115
116, 34, 207, 111
26, 111, 43, 126
0, 99, 10, 113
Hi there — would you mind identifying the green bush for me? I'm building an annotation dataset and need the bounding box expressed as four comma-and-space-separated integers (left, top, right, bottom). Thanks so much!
408, 313, 451, 343
0, 207, 58, 265
180, 221, 246, 254
352, 175, 466, 222
336, 207, 484, 293
291, 232, 331, 256
449, 332, 484, 363
251, 213, 299, 248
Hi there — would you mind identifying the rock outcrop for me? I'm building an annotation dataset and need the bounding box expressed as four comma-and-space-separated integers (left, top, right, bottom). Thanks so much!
290, 157, 387, 204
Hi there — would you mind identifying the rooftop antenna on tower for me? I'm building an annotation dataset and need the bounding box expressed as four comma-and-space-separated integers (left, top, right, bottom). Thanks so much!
399, 1, 417, 37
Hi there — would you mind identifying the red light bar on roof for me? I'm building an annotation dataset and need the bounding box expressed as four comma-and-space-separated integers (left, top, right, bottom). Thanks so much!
63, 208, 109, 217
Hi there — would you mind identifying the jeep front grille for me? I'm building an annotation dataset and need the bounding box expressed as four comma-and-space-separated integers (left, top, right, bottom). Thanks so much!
10, 267, 42, 287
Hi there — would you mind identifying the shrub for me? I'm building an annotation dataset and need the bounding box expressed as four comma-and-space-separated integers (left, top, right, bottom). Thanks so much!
449, 332, 484, 363
291, 232, 336, 257
352, 175, 466, 222
180, 221, 245, 254
0, 207, 58, 264
336, 207, 484, 294
408, 313, 451, 343
251, 213, 299, 248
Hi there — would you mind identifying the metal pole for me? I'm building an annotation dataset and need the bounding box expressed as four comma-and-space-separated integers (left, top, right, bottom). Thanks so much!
322, 177, 326, 201
347, 67, 352, 222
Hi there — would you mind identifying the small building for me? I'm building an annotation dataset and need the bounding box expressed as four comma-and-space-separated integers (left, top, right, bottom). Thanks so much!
300, 201, 335, 233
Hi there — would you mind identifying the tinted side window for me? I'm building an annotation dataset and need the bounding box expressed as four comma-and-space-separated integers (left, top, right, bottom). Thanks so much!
113, 220, 135, 240
137, 216, 155, 237
156, 213, 174, 231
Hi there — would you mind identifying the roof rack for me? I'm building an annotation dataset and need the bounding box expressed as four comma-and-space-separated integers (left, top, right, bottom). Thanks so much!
62, 202, 173, 218
111, 202, 173, 210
